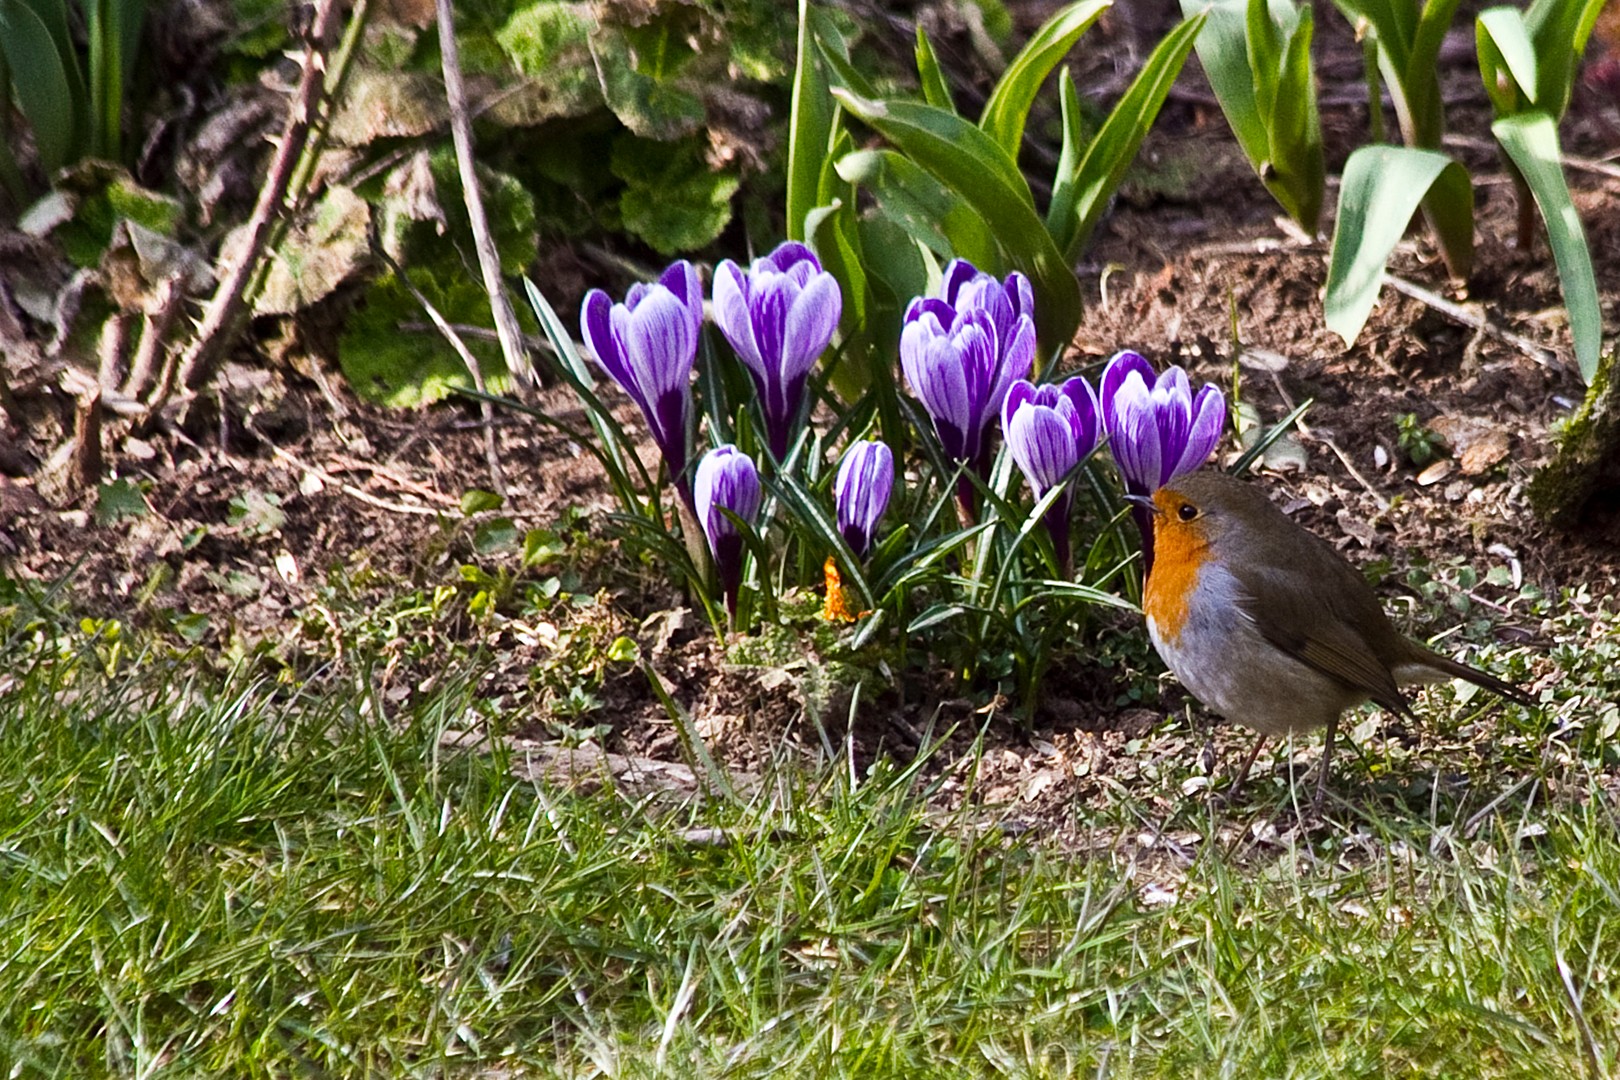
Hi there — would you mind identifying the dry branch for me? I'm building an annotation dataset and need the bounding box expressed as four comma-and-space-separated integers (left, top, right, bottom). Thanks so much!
435, 0, 532, 392
173, 0, 347, 394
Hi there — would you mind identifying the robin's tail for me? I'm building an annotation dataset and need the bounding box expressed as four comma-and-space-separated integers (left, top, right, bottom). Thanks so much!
1402, 647, 1536, 707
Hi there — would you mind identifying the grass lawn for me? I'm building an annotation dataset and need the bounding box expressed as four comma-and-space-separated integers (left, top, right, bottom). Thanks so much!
1, 592, 1616, 1078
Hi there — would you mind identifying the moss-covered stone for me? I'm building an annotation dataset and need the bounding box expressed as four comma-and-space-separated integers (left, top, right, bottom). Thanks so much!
1529, 348, 1620, 529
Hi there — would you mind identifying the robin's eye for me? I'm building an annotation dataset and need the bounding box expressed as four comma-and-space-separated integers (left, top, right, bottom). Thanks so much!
1177, 503, 1198, 522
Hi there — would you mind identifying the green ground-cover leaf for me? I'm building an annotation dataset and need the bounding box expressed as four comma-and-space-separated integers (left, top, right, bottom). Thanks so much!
255, 185, 373, 315
612, 135, 740, 254
1324, 145, 1473, 348
1493, 113, 1601, 383
339, 269, 511, 406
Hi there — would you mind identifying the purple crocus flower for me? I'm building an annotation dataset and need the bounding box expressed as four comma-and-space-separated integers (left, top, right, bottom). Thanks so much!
712, 242, 842, 461
834, 440, 895, 558
1098, 350, 1226, 571
1002, 377, 1100, 573
694, 445, 763, 618
900, 259, 1035, 518
580, 260, 704, 505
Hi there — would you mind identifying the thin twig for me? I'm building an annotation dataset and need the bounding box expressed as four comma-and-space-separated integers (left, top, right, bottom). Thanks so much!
174, 0, 347, 393
396, 320, 553, 357
1383, 274, 1560, 369
121, 277, 185, 400
1444, 132, 1620, 182
435, 0, 532, 392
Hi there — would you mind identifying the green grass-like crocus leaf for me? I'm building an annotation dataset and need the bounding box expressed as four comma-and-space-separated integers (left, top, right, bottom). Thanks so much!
1324, 145, 1473, 349
786, 0, 836, 242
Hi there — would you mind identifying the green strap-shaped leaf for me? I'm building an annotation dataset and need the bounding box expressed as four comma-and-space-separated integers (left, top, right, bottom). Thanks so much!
1245, 0, 1285, 121
1525, 0, 1607, 120
915, 26, 955, 112
1182, 0, 1268, 164
1324, 145, 1473, 348
1476, 7, 1536, 115
978, 0, 1111, 158
835, 148, 999, 269
812, 13, 877, 99
1331, 0, 1415, 75
786, 0, 835, 241
1479, 8, 1538, 104
1401, 0, 1460, 148
1048, 68, 1087, 251
1051, 11, 1207, 264
1493, 112, 1601, 384
16, 0, 86, 150
1266, 3, 1323, 232
0, 2, 75, 175
833, 89, 1081, 357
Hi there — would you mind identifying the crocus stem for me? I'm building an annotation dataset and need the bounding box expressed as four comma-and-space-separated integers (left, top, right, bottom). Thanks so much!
1129, 503, 1156, 576
955, 474, 977, 529
1042, 502, 1073, 579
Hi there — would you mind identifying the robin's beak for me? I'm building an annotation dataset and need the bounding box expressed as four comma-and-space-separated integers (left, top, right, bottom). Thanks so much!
1124, 493, 1160, 515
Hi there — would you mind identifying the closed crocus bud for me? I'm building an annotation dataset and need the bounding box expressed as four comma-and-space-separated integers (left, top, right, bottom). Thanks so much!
900, 258, 1035, 520
834, 440, 895, 559
1002, 377, 1100, 572
712, 242, 842, 461
580, 260, 705, 505
694, 445, 763, 618
1098, 350, 1226, 571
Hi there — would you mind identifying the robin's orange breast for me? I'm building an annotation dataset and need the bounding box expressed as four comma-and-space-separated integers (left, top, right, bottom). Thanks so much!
1142, 521, 1211, 646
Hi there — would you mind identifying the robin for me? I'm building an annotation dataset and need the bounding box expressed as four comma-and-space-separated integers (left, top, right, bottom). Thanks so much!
1132, 471, 1534, 810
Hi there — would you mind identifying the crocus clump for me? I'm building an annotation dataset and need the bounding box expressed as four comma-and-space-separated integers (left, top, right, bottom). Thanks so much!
1002, 377, 1100, 572
1098, 350, 1226, 570
834, 439, 895, 559
694, 444, 763, 618
580, 260, 705, 506
712, 242, 842, 461
900, 259, 1035, 518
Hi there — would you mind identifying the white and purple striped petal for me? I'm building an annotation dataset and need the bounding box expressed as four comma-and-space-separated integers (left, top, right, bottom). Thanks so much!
835, 439, 895, 557
1098, 351, 1226, 494
579, 265, 701, 489
694, 445, 763, 617
711, 242, 841, 460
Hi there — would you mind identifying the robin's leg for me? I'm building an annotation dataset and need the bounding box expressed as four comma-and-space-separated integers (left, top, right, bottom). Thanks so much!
1225, 735, 1267, 802
1311, 714, 1339, 814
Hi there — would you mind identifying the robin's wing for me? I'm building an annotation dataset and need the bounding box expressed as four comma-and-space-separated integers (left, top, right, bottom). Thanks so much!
1227, 552, 1414, 718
